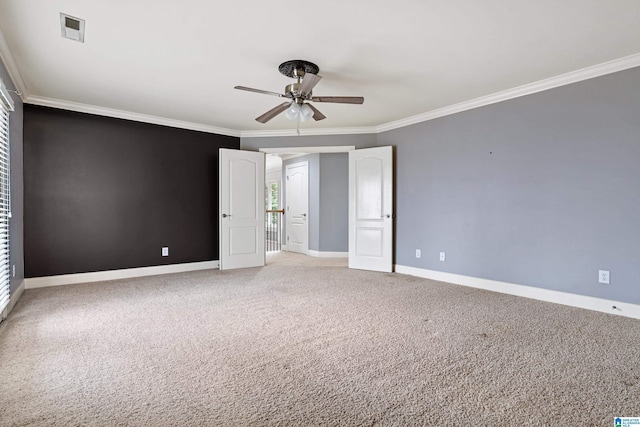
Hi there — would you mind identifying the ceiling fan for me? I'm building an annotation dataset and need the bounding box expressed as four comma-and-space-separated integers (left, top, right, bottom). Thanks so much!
234, 60, 364, 124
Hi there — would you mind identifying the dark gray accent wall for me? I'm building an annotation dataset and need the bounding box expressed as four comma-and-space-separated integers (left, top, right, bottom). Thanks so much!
0, 58, 24, 300
379, 66, 640, 305
319, 153, 348, 252
24, 105, 239, 277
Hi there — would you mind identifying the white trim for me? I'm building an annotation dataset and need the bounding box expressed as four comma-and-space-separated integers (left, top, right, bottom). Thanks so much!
25, 95, 241, 137
25, 261, 220, 289
241, 127, 376, 138
277, 153, 307, 162
395, 265, 640, 319
0, 27, 28, 100
260, 146, 356, 154
376, 53, 640, 133
308, 250, 348, 258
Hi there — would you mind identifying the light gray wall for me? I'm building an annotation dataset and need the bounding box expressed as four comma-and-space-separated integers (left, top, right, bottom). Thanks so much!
319, 153, 348, 252
308, 155, 320, 251
242, 69, 640, 305
0, 57, 24, 306
379, 66, 640, 305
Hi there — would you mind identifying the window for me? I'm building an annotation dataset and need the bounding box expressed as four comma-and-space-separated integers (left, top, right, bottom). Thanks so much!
266, 181, 279, 210
0, 79, 14, 315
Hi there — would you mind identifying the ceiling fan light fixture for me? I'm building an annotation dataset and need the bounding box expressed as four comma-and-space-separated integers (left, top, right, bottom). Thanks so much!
284, 102, 300, 120
300, 104, 313, 121
284, 102, 314, 122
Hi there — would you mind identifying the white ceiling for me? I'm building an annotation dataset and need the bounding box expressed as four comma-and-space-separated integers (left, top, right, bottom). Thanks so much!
1, 0, 640, 136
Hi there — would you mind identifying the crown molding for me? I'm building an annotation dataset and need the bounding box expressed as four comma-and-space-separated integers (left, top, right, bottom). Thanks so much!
376, 52, 640, 133
239, 125, 377, 138
8, 51, 640, 139
25, 95, 241, 137
0, 27, 28, 100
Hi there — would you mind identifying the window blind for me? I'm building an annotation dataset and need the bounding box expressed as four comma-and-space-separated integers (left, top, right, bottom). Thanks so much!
0, 79, 14, 314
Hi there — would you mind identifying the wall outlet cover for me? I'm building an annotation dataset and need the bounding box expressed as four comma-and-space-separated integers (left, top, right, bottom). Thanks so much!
162, 247, 169, 257
415, 249, 421, 258
598, 270, 610, 284
439, 252, 446, 262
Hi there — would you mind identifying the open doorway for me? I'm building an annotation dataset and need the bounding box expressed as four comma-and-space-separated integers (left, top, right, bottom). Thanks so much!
262, 146, 354, 260
219, 146, 392, 272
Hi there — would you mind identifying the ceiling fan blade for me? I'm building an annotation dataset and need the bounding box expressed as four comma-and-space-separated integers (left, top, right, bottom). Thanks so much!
307, 104, 326, 121
311, 96, 364, 104
235, 86, 288, 98
255, 102, 292, 123
299, 73, 322, 96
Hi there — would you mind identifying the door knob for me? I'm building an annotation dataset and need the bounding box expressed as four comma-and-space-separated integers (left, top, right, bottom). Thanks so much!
302, 213, 307, 217
222, 213, 230, 218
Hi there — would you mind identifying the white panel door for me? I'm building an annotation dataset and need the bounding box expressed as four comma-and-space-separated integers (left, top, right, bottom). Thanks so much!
285, 161, 309, 254
219, 149, 265, 270
349, 146, 393, 272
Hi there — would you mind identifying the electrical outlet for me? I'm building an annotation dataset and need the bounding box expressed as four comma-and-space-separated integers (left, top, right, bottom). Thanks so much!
599, 270, 610, 284
415, 249, 421, 258
439, 252, 446, 262
162, 247, 169, 257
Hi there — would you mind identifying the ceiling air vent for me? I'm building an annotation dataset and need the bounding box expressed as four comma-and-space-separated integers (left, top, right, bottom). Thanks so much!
60, 13, 85, 43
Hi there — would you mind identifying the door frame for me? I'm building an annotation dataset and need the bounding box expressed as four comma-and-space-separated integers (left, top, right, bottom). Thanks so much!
255, 145, 393, 273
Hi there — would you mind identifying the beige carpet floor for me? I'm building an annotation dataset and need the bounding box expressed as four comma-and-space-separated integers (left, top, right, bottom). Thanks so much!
0, 252, 638, 426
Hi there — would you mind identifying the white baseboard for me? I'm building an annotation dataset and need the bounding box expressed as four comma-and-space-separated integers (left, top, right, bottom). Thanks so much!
395, 264, 640, 319
25, 261, 220, 289
308, 250, 349, 258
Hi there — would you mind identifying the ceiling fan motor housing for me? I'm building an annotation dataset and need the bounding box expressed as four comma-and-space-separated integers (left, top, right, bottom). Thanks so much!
285, 82, 309, 102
